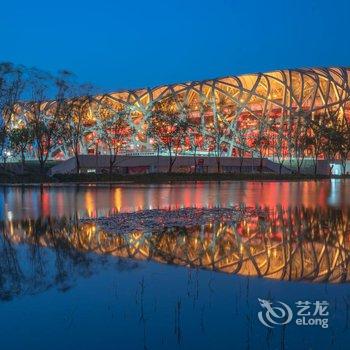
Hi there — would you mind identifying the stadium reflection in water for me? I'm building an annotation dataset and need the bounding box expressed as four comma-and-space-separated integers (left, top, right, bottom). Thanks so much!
1, 205, 350, 301
1, 181, 350, 350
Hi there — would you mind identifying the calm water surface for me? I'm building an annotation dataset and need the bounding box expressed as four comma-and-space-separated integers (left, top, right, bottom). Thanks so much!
0, 180, 350, 350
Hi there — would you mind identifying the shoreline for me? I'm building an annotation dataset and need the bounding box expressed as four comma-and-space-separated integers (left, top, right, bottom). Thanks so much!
0, 172, 347, 185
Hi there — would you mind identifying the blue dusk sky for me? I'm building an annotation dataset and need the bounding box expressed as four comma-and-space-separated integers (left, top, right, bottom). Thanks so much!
1, 0, 349, 92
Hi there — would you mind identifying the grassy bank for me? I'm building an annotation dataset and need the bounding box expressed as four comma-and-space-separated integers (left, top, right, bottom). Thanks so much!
0, 171, 343, 184
0, 161, 346, 184
53, 172, 335, 183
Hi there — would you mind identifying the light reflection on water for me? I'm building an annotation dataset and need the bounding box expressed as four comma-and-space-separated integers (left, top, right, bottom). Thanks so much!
3, 205, 350, 287
0, 180, 350, 349
0, 180, 349, 221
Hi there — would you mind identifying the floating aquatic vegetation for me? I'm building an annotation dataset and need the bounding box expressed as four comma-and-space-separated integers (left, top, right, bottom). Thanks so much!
81, 207, 263, 235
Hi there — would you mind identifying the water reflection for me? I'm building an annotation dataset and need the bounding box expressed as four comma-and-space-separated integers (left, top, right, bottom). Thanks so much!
1, 180, 350, 221
0, 205, 348, 301
1, 183, 350, 349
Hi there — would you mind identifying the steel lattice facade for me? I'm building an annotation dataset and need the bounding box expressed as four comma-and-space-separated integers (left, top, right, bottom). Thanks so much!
11, 67, 350, 159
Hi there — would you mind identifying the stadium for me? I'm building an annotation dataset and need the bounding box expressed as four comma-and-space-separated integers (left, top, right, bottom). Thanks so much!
11, 67, 350, 174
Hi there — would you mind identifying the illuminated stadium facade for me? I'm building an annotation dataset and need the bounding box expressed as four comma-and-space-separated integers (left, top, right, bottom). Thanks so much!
11, 67, 350, 162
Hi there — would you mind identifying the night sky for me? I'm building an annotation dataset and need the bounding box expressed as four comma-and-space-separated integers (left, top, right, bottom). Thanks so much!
1, 0, 349, 92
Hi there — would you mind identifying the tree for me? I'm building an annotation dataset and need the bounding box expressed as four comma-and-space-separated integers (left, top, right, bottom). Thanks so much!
233, 119, 250, 173
0, 124, 9, 168
29, 115, 63, 174
337, 130, 350, 175
269, 114, 289, 175
322, 126, 343, 174
0, 62, 25, 168
334, 107, 350, 175
205, 93, 234, 173
288, 110, 310, 174
188, 126, 204, 173
9, 127, 34, 173
25, 68, 65, 174
251, 117, 270, 173
206, 120, 229, 173
98, 110, 134, 175
60, 96, 91, 174
55, 71, 94, 174
0, 62, 25, 122
322, 108, 350, 175
147, 98, 190, 173
303, 112, 328, 175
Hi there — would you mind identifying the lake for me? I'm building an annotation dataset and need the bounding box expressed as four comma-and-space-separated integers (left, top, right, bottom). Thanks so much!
0, 180, 349, 349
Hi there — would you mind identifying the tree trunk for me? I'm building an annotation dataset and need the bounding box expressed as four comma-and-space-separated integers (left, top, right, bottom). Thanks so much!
342, 159, 347, 175
193, 147, 197, 174
21, 151, 25, 174
38, 146, 47, 176
329, 164, 334, 176
216, 157, 221, 173
168, 159, 174, 173
314, 156, 318, 175
39, 159, 45, 176
297, 155, 305, 175
109, 160, 113, 181
74, 144, 80, 174
109, 153, 117, 177
157, 145, 160, 173
297, 163, 301, 175
239, 156, 243, 173
75, 154, 80, 174
168, 147, 173, 173
109, 159, 113, 177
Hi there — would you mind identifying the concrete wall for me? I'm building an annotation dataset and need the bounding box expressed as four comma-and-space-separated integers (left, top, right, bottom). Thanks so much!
50, 155, 298, 175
